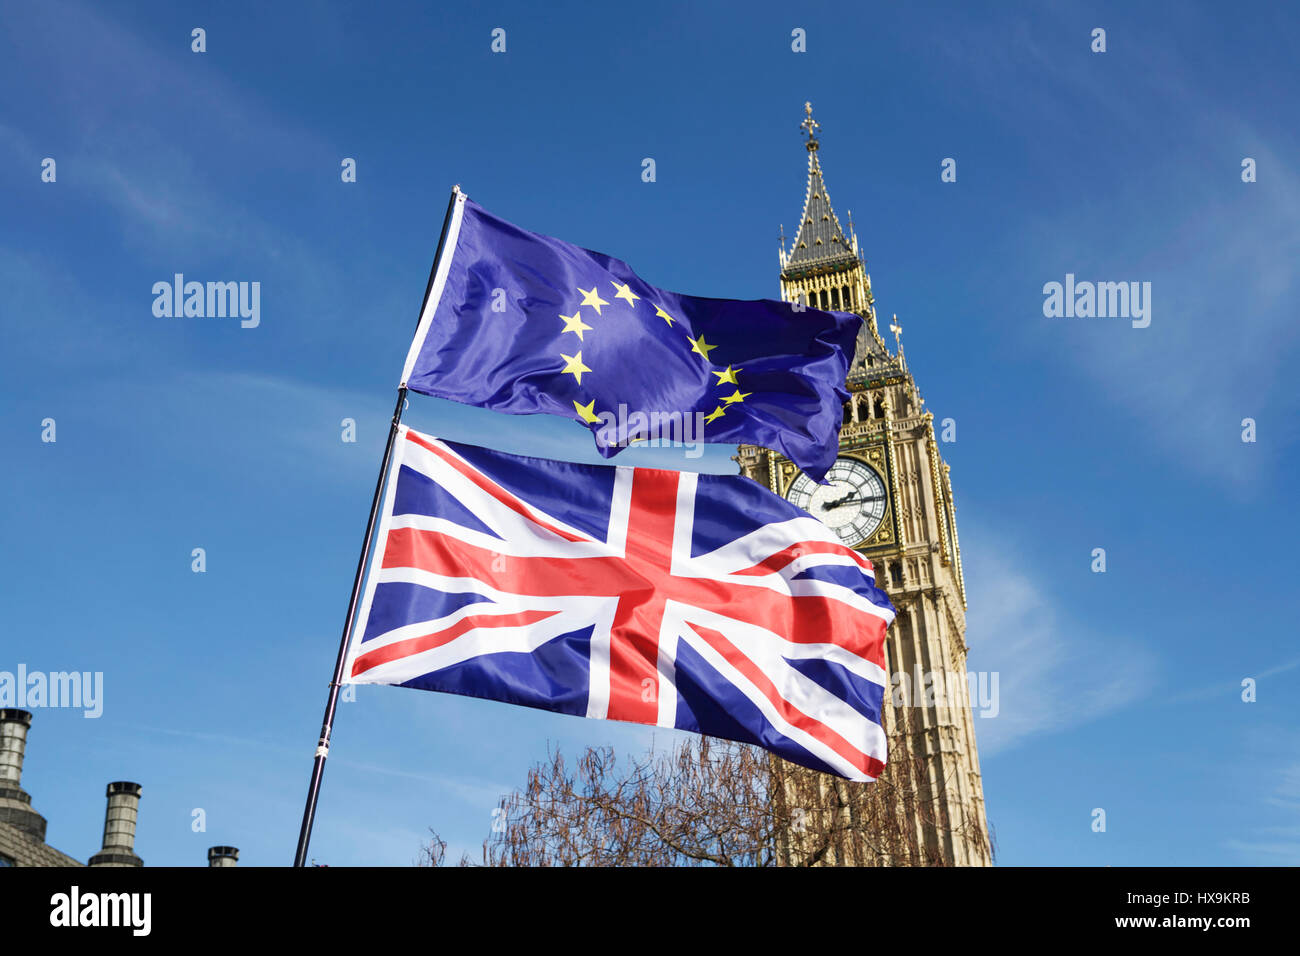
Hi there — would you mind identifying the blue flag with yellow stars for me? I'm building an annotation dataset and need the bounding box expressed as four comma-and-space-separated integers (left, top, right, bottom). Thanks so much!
400, 189, 859, 482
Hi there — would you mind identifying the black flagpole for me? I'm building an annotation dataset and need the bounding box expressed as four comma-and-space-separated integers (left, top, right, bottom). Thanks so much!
292, 186, 460, 867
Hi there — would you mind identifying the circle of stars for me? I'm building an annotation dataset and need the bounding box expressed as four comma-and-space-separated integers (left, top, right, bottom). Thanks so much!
556, 280, 750, 430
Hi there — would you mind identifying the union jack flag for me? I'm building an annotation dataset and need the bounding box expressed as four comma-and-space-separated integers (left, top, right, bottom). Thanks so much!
343, 426, 896, 781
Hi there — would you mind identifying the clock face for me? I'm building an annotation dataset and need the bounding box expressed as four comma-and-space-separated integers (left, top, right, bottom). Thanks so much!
785, 458, 888, 547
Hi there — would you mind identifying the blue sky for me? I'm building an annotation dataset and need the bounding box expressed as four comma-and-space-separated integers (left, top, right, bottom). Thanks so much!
2, 0, 1297, 866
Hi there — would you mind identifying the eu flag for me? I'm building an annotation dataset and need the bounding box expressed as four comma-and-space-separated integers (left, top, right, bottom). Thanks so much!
401, 189, 859, 481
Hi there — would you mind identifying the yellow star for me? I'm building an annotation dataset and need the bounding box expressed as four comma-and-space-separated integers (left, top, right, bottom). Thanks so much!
578, 286, 609, 315
573, 399, 601, 424
559, 311, 593, 340
721, 389, 751, 405
703, 405, 727, 424
688, 334, 717, 362
654, 305, 676, 326
711, 365, 742, 385
611, 281, 640, 307
560, 350, 591, 384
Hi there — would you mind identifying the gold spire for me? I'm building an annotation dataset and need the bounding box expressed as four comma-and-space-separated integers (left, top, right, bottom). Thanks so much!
783, 102, 855, 273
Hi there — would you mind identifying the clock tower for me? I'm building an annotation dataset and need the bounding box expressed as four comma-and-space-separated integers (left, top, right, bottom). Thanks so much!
737, 104, 992, 866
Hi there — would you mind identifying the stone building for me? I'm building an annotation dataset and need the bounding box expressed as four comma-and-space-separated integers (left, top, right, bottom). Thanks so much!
736, 105, 992, 866
0, 708, 237, 867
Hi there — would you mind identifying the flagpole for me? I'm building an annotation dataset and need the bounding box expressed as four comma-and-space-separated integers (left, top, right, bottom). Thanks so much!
292, 186, 461, 867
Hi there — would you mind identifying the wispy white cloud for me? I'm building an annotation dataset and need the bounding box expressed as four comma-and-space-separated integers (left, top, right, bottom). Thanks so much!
330, 755, 513, 814
1224, 757, 1300, 864
964, 534, 1157, 757
0, 1, 389, 341
324, 816, 431, 867
924, 5, 1300, 491
53, 368, 392, 488
1264, 761, 1300, 811
1221, 835, 1300, 865
1017, 129, 1300, 490
128, 722, 297, 755
1165, 655, 1300, 705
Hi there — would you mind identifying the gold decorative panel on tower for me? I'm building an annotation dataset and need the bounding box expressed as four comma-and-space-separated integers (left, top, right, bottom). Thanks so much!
737, 104, 992, 866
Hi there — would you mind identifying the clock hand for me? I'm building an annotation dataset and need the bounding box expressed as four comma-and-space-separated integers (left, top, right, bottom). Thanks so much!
823, 492, 884, 511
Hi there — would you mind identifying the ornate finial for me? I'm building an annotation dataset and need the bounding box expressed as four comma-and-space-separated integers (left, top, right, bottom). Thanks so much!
800, 101, 820, 150
889, 314, 903, 352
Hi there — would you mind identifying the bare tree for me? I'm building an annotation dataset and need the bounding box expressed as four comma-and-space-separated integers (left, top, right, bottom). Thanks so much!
421, 707, 989, 867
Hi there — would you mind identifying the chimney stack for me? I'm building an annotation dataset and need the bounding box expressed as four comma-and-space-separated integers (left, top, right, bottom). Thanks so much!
0, 708, 30, 787
207, 845, 239, 867
0, 709, 48, 840
87, 781, 143, 867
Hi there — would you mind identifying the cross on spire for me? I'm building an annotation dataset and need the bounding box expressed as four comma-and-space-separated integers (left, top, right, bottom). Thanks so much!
800, 101, 820, 148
